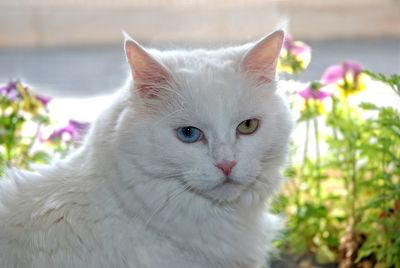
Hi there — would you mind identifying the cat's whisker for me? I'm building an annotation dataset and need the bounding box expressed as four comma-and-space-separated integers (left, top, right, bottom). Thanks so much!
158, 183, 196, 227
157, 170, 196, 180
254, 177, 271, 187
142, 186, 188, 229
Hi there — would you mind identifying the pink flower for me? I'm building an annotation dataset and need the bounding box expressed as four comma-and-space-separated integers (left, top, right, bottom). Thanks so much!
46, 120, 89, 142
0, 81, 51, 106
0, 81, 20, 101
321, 60, 365, 96
299, 81, 331, 100
322, 60, 362, 84
36, 95, 51, 106
283, 35, 311, 56
278, 34, 312, 74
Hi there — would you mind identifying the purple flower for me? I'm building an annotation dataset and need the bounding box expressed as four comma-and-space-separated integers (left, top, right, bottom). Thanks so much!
36, 95, 51, 106
47, 120, 90, 142
322, 60, 362, 84
279, 34, 312, 74
283, 35, 311, 56
0, 81, 20, 101
299, 81, 331, 100
321, 60, 365, 95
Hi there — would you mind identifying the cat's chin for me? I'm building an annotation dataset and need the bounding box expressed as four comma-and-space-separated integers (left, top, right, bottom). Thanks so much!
196, 180, 250, 204
180, 174, 258, 205
208, 183, 241, 200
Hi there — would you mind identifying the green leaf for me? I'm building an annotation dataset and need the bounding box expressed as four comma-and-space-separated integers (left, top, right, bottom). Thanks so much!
359, 102, 378, 110
363, 70, 400, 95
315, 244, 337, 264
32, 114, 50, 125
355, 247, 374, 262
31, 151, 50, 164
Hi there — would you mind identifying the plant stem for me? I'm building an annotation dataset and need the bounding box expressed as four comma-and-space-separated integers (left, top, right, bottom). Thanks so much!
345, 98, 357, 239
298, 101, 311, 217
27, 123, 42, 154
350, 140, 357, 239
313, 116, 321, 202
331, 97, 339, 140
303, 119, 310, 165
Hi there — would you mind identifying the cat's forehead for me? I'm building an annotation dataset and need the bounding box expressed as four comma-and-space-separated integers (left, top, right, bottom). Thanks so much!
153, 49, 270, 131
145, 47, 274, 132
167, 50, 249, 99
156, 47, 248, 94
153, 46, 246, 67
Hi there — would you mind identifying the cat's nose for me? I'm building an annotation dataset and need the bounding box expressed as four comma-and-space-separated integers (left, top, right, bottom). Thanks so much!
215, 161, 237, 177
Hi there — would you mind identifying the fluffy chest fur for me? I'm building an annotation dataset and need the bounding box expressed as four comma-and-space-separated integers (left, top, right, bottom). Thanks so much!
0, 30, 292, 268
0, 167, 278, 268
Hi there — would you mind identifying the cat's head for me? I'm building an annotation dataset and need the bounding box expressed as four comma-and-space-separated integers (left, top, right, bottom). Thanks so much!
116, 31, 292, 205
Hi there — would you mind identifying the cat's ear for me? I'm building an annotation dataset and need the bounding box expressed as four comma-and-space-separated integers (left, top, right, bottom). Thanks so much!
240, 30, 284, 84
124, 33, 173, 98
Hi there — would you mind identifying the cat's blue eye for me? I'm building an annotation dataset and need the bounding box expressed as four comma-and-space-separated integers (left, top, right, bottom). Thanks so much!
176, 126, 203, 143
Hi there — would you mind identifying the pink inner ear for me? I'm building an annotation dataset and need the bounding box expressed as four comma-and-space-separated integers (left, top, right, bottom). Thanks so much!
125, 39, 172, 98
241, 30, 284, 84
241, 57, 276, 83
133, 62, 171, 98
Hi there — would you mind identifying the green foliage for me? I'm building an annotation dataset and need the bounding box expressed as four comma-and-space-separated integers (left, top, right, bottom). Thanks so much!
274, 71, 400, 267
0, 81, 77, 177
0, 81, 50, 175
354, 104, 400, 267
363, 70, 400, 95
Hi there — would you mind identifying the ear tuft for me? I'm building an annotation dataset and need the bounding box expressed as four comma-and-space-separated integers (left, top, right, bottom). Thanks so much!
241, 30, 284, 84
121, 30, 131, 43
124, 34, 173, 98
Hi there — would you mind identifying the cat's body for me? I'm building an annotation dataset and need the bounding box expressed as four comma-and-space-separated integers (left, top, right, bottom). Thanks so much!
0, 31, 292, 268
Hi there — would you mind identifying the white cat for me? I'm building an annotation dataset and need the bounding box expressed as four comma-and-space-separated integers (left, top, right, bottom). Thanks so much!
0, 30, 292, 268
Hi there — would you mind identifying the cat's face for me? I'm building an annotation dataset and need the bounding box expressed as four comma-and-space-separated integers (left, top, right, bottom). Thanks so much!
120, 31, 292, 205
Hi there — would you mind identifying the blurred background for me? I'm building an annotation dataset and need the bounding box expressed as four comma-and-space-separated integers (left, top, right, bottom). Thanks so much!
0, 0, 399, 97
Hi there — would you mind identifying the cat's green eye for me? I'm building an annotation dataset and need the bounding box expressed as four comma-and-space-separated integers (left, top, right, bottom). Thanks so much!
237, 119, 259, 135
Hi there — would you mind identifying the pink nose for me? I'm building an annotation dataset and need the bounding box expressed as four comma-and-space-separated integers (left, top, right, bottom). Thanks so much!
216, 161, 237, 177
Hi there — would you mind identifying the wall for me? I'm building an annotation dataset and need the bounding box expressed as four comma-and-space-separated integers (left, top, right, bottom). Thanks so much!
1, 0, 399, 48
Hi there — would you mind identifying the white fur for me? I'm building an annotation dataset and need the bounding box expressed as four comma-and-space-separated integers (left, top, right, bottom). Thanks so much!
0, 38, 292, 268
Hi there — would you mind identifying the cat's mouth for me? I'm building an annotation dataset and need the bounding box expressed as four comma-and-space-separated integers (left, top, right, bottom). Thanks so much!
214, 177, 241, 188
196, 177, 249, 204
208, 182, 251, 204
178, 174, 254, 204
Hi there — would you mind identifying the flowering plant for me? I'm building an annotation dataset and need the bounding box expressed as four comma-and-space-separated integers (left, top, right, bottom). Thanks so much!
322, 60, 367, 97
278, 34, 312, 74
274, 46, 400, 268
41, 119, 89, 157
0, 81, 51, 173
0, 81, 87, 175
